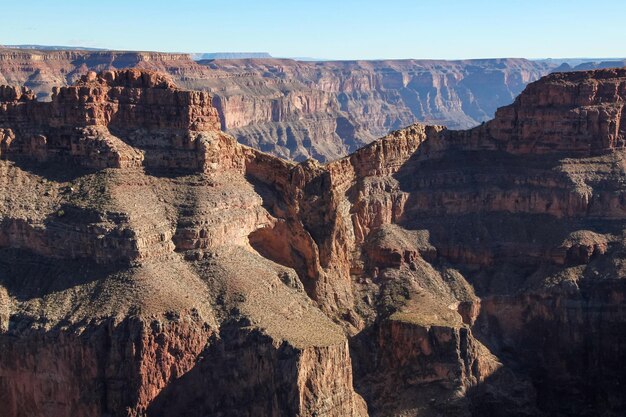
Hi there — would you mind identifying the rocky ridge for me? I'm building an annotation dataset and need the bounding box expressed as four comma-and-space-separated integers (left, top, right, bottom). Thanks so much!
1, 67, 626, 416
0, 69, 364, 417
0, 47, 554, 160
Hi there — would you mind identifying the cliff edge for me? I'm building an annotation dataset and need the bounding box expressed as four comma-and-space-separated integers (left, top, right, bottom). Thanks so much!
1, 67, 626, 416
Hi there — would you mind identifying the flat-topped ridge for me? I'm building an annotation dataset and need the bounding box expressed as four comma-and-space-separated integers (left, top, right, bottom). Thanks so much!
0, 69, 222, 170
0, 68, 220, 131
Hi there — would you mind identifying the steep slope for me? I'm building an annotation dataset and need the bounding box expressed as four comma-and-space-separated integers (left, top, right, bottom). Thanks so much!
0, 69, 366, 417
0, 47, 553, 160
207, 67, 626, 415
2, 67, 626, 417
200, 58, 551, 159
339, 68, 626, 416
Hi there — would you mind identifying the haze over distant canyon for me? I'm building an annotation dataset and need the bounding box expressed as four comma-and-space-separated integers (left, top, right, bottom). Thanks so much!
2, 46, 622, 161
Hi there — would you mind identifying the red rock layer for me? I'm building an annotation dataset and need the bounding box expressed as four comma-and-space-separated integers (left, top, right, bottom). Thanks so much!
0, 69, 220, 168
349, 69, 626, 415
0, 316, 211, 417
3, 67, 626, 417
242, 68, 626, 415
0, 70, 366, 417
0, 47, 554, 161
437, 68, 626, 155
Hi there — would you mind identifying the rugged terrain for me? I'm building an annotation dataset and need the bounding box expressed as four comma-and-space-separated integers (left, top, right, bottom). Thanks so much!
0, 47, 553, 160
1, 66, 626, 417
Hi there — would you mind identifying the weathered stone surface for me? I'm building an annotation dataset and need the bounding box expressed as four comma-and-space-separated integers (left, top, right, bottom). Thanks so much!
3, 67, 626, 417
0, 47, 554, 161
200, 58, 552, 161
0, 70, 365, 417
347, 68, 626, 416
440, 68, 626, 155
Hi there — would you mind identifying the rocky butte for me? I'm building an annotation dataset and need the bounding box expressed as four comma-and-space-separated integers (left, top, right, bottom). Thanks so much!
0, 47, 554, 161
0, 67, 625, 417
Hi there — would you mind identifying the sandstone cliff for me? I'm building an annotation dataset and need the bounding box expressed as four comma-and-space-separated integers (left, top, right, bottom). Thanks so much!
343, 68, 626, 416
200, 58, 551, 161
0, 69, 366, 417
2, 67, 626, 417
0, 47, 553, 161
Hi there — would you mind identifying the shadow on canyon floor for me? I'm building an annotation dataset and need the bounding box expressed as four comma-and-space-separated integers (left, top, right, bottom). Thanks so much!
3, 157, 100, 182
145, 321, 301, 417
0, 247, 123, 302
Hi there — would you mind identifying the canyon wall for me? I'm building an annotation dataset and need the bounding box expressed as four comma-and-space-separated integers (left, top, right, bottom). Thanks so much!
2, 67, 626, 416
0, 69, 367, 417
223, 67, 626, 415
343, 68, 626, 416
0, 47, 553, 160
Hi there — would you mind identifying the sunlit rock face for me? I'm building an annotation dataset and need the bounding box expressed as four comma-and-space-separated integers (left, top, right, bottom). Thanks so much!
1, 67, 626, 417
0, 47, 553, 161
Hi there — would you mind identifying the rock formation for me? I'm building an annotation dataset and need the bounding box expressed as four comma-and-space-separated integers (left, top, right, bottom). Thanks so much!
0, 47, 554, 160
0, 69, 366, 417
199, 58, 552, 161
1, 67, 626, 417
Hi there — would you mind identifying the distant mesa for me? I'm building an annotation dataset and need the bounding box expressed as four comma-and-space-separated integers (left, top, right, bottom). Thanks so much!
190, 52, 273, 60
568, 59, 626, 71
534, 57, 626, 66
2, 46, 274, 61
0, 46, 625, 162
2, 44, 107, 51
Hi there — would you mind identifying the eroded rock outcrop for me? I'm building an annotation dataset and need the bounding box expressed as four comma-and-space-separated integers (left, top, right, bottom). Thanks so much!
2, 66, 626, 417
0, 47, 555, 161
344, 68, 626, 416
241, 68, 626, 416
200, 58, 552, 161
0, 70, 366, 417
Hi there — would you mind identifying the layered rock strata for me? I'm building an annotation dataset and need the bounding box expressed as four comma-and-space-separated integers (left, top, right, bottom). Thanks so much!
0, 47, 554, 160
0, 69, 366, 417
346, 68, 626, 416
1, 67, 626, 417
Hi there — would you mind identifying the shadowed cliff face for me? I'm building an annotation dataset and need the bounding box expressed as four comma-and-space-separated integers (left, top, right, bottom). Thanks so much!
0, 48, 553, 161
1, 67, 626, 417
0, 69, 367, 417
342, 68, 626, 416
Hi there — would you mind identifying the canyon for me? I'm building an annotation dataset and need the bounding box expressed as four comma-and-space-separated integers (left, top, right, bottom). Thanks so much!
0, 65, 626, 417
0, 47, 555, 161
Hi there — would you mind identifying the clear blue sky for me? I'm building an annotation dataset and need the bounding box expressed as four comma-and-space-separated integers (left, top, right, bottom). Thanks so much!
3, 0, 625, 60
